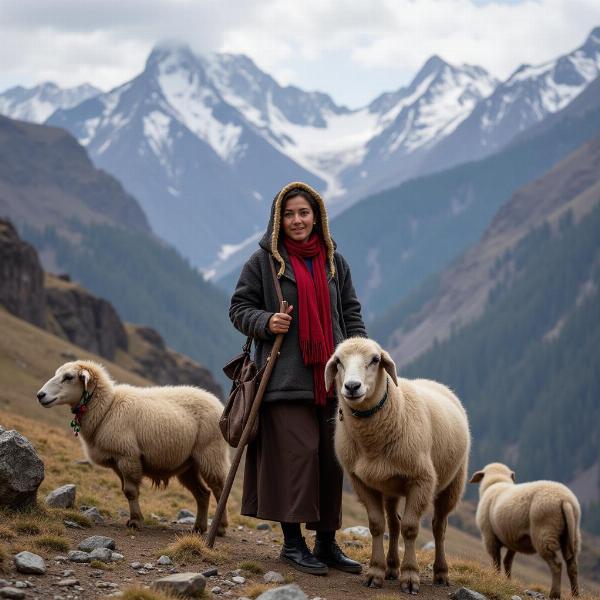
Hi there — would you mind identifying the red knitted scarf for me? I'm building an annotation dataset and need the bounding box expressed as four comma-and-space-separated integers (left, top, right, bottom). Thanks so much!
283, 234, 334, 406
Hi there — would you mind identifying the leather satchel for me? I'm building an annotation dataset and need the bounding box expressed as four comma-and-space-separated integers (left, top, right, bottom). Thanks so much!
220, 258, 284, 448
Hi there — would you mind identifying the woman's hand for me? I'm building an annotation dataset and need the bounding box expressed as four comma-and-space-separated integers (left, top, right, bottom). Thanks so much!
268, 305, 294, 334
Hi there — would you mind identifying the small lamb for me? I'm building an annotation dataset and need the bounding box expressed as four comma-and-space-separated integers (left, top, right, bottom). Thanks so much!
37, 360, 230, 534
470, 462, 580, 598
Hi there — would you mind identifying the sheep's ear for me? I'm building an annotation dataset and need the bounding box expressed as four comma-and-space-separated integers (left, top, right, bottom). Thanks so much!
324, 355, 338, 393
510, 471, 516, 483
381, 349, 398, 386
79, 368, 91, 391
469, 470, 485, 484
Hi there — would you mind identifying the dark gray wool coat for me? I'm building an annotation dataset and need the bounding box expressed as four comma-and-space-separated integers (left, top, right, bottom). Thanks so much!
229, 181, 367, 403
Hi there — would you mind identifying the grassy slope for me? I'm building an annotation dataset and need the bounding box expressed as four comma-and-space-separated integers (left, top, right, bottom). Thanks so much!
1, 308, 598, 595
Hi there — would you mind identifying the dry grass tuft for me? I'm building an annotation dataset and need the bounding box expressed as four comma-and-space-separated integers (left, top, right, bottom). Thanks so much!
118, 585, 181, 600
0, 543, 9, 574
0, 525, 16, 541
447, 557, 523, 600
54, 508, 93, 528
12, 513, 64, 536
33, 534, 70, 552
238, 560, 265, 574
90, 559, 114, 570
240, 583, 273, 599
283, 572, 295, 584
160, 533, 225, 564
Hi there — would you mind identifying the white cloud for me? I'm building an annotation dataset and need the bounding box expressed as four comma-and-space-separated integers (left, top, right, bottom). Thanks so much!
0, 0, 599, 106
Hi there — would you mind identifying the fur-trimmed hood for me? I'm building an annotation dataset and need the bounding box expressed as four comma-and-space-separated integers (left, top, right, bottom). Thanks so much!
258, 181, 336, 278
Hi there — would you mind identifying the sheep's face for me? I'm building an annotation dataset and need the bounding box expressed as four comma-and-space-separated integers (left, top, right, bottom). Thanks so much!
325, 337, 398, 405
470, 462, 516, 492
36, 362, 91, 408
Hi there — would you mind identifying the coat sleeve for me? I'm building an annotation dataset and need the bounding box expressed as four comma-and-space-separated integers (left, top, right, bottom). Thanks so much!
229, 252, 275, 341
337, 253, 368, 338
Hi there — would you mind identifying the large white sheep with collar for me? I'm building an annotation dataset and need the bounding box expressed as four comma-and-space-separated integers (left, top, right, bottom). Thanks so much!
325, 337, 470, 593
37, 360, 229, 534
470, 462, 580, 599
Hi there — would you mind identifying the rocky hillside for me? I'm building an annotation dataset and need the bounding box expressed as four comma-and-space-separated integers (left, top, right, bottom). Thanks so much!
0, 218, 221, 396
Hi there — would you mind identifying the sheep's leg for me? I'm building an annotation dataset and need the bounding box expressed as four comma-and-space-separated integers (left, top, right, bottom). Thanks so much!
560, 537, 579, 596
432, 466, 465, 586
484, 532, 502, 572
384, 496, 401, 580
503, 549, 516, 578
177, 467, 211, 534
350, 474, 385, 588
116, 457, 144, 529
400, 478, 433, 594
196, 446, 229, 536
541, 551, 562, 599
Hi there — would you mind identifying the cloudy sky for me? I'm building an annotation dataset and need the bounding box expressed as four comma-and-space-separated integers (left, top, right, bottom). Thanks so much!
1, 0, 599, 108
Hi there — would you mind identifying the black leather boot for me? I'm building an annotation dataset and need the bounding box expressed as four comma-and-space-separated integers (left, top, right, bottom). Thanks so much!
313, 539, 362, 573
280, 536, 329, 575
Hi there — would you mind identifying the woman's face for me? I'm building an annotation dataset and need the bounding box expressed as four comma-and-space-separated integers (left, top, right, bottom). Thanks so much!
282, 195, 315, 243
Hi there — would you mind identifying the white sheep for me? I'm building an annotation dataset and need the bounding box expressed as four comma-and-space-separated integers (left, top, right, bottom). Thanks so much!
325, 337, 470, 593
37, 360, 230, 534
470, 462, 580, 599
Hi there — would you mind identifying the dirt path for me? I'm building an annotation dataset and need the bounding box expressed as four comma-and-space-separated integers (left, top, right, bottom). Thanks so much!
5, 518, 461, 600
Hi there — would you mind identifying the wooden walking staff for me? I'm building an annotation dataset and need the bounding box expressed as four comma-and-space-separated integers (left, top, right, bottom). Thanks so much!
206, 298, 289, 548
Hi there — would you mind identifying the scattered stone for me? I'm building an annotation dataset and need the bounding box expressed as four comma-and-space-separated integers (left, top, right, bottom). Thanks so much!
157, 555, 172, 566
256, 523, 272, 531
232, 576, 246, 584
143, 563, 154, 570
342, 526, 370, 537
0, 430, 45, 510
222, 580, 236, 587
63, 520, 83, 529
202, 568, 218, 577
422, 541, 435, 550
0, 581, 8, 589
82, 507, 103, 524
78, 535, 116, 552
111, 552, 124, 562
263, 571, 285, 584
61, 570, 74, 577
56, 579, 79, 587
54, 555, 68, 562
177, 508, 196, 519
211, 586, 222, 594
45, 484, 76, 509
0, 588, 25, 599
344, 540, 363, 548
237, 525, 244, 530
153, 572, 207, 597
512, 596, 523, 600
256, 583, 309, 600
137, 569, 150, 575
14, 551, 46, 575
118, 508, 129, 518
176, 516, 196, 525
12, 585, 25, 590
256, 540, 263, 545
449, 587, 489, 600
89, 547, 112, 562
525, 592, 545, 599
67, 551, 91, 563
130, 562, 142, 569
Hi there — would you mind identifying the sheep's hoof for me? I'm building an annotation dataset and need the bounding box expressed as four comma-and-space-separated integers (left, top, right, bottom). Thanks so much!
192, 524, 207, 535
126, 518, 143, 530
363, 571, 384, 588
400, 569, 420, 595
217, 525, 227, 537
433, 570, 449, 586
385, 566, 399, 580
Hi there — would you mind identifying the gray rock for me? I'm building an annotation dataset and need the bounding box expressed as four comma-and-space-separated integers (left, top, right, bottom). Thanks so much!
67, 551, 91, 563
14, 551, 46, 574
177, 508, 196, 519
117, 508, 129, 518
82, 507, 103, 524
449, 587, 489, 600
202, 568, 218, 577
222, 580, 236, 587
153, 572, 207, 597
89, 547, 112, 562
56, 578, 79, 587
45, 484, 76, 509
0, 588, 25, 599
512, 596, 523, 600
110, 552, 124, 562
525, 592, 545, 599
61, 570, 75, 577
157, 555, 172, 566
211, 587, 222, 594
130, 562, 142, 569
422, 541, 435, 550
256, 522, 272, 531
53, 555, 68, 562
232, 576, 246, 584
0, 430, 45, 510
143, 563, 154, 570
263, 571, 285, 584
78, 535, 115, 552
0, 581, 8, 589
0, 427, 4, 435
63, 520, 83, 529
342, 526, 370, 537
176, 516, 196, 525
256, 584, 309, 600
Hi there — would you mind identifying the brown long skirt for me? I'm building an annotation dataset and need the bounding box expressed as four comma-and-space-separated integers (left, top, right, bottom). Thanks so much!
241, 399, 343, 530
